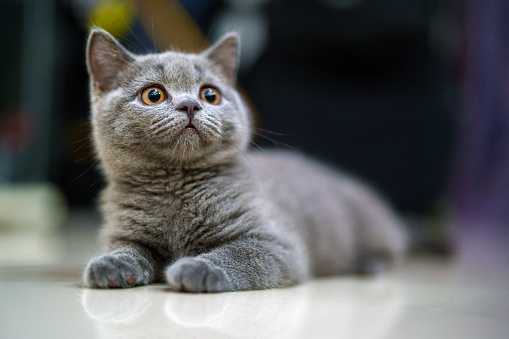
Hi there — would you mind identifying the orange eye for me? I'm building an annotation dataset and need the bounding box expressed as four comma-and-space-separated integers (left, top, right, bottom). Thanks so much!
141, 87, 165, 105
200, 87, 221, 105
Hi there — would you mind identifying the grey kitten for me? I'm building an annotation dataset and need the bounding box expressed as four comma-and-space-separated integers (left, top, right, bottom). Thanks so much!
83, 28, 407, 292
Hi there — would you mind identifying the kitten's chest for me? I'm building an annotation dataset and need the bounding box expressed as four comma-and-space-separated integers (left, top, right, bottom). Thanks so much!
109, 170, 242, 257
147, 188, 237, 258
156, 192, 208, 232
135, 179, 215, 228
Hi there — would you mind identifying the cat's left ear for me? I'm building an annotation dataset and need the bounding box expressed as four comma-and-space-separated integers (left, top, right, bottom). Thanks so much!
202, 32, 239, 85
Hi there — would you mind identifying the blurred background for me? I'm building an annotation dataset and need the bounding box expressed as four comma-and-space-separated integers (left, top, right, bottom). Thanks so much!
0, 0, 507, 263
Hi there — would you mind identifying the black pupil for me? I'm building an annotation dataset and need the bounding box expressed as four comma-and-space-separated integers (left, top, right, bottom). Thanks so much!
204, 89, 216, 103
147, 89, 161, 103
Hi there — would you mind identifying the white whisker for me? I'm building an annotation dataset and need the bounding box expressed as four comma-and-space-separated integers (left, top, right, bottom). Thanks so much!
151, 118, 176, 136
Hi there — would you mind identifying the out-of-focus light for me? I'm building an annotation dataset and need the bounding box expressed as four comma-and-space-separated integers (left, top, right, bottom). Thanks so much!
88, 0, 135, 37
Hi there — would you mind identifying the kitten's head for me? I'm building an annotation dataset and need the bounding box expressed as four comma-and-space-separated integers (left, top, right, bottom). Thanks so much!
87, 29, 251, 171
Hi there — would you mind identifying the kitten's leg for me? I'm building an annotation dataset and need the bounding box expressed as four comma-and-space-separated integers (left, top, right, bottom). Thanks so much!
336, 182, 408, 275
165, 237, 307, 293
355, 253, 391, 275
83, 245, 156, 288
354, 208, 408, 275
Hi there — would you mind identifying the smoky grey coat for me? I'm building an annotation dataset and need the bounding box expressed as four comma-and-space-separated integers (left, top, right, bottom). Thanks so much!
83, 29, 407, 292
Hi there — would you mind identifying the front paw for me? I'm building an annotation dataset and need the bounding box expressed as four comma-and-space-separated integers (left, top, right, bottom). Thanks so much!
165, 258, 234, 293
83, 253, 150, 289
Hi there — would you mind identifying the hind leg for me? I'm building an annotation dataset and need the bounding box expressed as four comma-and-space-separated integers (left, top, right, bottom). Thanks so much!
355, 251, 394, 275
354, 203, 408, 274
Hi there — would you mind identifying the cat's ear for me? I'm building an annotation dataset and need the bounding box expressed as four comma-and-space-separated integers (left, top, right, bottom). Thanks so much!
202, 32, 239, 85
87, 28, 134, 92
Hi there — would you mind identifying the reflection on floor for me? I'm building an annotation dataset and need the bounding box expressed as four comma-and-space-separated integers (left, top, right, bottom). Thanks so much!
1, 210, 508, 339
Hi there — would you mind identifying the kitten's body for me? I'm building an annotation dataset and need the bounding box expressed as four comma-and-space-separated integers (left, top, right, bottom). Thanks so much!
83, 29, 407, 292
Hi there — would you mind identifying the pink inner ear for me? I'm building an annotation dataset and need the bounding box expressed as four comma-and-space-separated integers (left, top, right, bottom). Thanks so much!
87, 31, 133, 92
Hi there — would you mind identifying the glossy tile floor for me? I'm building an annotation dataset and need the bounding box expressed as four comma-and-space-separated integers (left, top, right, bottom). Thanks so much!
1, 210, 508, 339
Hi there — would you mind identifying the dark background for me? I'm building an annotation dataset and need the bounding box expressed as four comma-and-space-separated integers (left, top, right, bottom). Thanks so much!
0, 0, 507, 229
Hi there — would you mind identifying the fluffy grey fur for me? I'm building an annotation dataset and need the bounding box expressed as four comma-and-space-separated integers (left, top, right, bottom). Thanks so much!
83, 29, 407, 292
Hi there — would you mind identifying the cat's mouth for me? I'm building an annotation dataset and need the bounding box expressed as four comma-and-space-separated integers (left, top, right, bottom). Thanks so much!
184, 123, 197, 132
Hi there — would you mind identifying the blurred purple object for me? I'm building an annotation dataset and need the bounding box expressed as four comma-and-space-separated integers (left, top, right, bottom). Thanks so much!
454, 0, 509, 226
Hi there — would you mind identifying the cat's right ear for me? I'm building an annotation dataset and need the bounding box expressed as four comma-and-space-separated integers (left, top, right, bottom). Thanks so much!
87, 28, 134, 92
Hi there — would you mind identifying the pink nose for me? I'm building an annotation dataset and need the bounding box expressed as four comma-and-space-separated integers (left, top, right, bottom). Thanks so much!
178, 100, 201, 120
